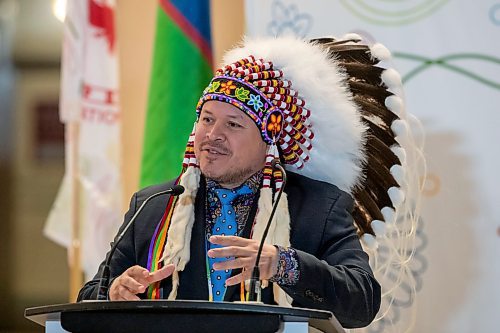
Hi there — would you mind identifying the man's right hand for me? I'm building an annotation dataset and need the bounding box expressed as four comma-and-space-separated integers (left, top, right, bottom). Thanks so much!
109, 264, 175, 301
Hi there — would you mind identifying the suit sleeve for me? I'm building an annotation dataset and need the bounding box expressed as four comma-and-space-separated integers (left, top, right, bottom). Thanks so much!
279, 191, 381, 328
77, 192, 140, 301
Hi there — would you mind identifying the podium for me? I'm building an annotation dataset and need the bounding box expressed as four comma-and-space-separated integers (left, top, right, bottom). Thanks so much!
25, 300, 345, 333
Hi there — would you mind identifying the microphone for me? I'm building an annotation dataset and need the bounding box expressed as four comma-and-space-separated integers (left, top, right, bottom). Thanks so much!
96, 184, 185, 300
247, 159, 287, 302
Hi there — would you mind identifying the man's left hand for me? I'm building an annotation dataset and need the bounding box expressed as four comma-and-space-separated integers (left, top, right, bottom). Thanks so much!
207, 235, 279, 286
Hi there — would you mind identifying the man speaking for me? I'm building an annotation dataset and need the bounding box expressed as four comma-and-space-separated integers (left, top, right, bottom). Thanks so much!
78, 36, 384, 329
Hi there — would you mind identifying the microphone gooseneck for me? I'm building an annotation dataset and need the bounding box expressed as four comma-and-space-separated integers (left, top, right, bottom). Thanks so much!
96, 185, 185, 300
247, 160, 287, 302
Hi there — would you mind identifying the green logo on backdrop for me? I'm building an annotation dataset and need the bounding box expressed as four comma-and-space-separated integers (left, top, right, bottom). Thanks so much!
340, 0, 449, 26
395, 52, 500, 90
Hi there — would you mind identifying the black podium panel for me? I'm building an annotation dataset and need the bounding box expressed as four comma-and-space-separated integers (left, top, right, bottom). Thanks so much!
62, 311, 279, 333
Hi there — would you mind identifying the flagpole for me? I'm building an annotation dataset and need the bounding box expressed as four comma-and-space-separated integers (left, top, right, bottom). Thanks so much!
69, 121, 83, 301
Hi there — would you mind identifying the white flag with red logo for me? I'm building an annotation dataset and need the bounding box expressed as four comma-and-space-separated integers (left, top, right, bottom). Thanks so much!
44, 0, 123, 280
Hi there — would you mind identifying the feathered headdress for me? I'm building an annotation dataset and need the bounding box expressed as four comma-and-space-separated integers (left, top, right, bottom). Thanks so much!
147, 36, 424, 309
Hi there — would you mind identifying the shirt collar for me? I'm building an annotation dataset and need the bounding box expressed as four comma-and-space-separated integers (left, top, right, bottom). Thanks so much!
206, 170, 262, 195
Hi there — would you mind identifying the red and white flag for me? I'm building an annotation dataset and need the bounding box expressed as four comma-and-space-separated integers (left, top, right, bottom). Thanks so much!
44, 0, 123, 280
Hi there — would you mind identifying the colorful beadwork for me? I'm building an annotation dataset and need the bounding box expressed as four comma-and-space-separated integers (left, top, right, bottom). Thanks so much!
197, 76, 283, 144
196, 55, 314, 170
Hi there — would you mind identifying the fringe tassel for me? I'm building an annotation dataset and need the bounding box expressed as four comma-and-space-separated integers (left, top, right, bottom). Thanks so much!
160, 166, 200, 299
272, 192, 291, 247
249, 187, 273, 290
168, 270, 180, 300
251, 187, 274, 242
250, 188, 294, 306
272, 192, 293, 307
273, 284, 293, 307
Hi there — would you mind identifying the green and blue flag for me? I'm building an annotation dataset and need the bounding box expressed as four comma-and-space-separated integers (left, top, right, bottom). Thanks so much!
140, 0, 213, 188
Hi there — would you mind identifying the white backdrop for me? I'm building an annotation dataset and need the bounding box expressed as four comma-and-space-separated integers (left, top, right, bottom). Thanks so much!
245, 1, 500, 332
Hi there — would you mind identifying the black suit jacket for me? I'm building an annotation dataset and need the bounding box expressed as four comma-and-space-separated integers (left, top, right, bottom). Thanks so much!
78, 172, 381, 328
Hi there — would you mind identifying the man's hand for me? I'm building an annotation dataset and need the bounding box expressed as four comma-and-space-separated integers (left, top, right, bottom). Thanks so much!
207, 235, 279, 286
109, 264, 174, 300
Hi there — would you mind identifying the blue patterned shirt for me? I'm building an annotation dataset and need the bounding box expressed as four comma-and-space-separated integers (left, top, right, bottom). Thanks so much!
205, 172, 300, 286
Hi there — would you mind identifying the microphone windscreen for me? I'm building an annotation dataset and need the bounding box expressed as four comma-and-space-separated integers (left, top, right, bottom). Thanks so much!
171, 184, 185, 196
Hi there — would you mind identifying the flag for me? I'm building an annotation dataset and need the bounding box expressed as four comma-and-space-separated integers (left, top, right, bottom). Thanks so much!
44, 0, 123, 280
140, 0, 213, 188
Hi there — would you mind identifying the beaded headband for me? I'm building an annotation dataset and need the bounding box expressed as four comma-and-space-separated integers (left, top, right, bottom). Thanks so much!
195, 55, 313, 170
197, 75, 283, 144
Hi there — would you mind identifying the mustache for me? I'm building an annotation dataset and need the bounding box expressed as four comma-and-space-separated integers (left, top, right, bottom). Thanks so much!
199, 141, 231, 154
